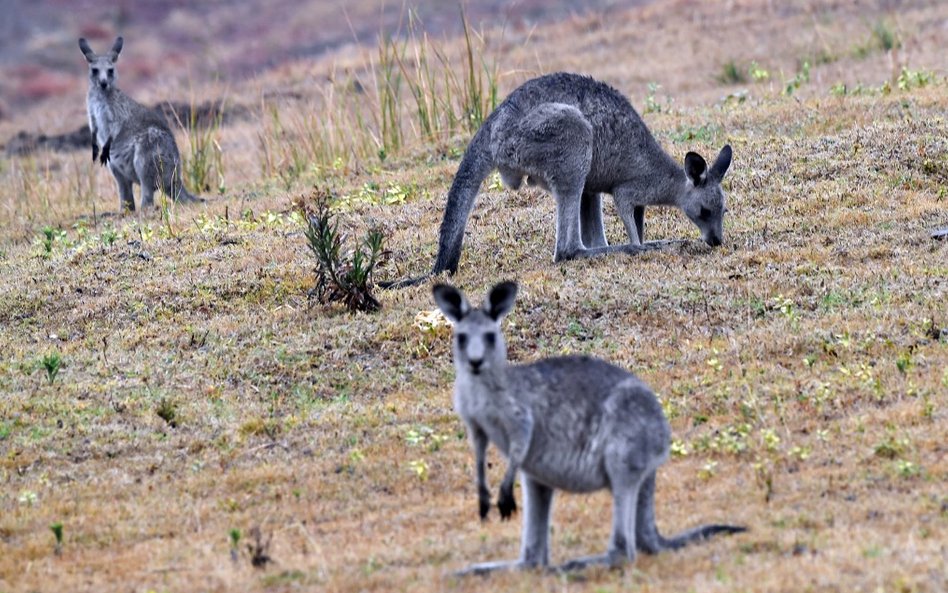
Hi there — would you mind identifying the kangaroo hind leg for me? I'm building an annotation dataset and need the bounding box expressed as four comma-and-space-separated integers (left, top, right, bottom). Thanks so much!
633, 205, 645, 243
494, 103, 593, 262
556, 471, 643, 572
581, 192, 608, 248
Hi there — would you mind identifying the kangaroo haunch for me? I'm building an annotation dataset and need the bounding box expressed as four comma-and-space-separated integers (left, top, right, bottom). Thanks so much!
433, 281, 745, 575
79, 37, 201, 212
388, 73, 733, 288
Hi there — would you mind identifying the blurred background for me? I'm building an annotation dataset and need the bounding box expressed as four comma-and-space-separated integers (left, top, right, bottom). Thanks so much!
0, 0, 643, 117
0, 0, 944, 239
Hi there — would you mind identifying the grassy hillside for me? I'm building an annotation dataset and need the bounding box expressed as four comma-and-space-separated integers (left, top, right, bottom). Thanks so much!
1, 1, 946, 592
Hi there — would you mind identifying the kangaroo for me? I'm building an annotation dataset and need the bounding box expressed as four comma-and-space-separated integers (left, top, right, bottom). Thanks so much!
386, 73, 732, 288
432, 281, 745, 575
79, 37, 200, 212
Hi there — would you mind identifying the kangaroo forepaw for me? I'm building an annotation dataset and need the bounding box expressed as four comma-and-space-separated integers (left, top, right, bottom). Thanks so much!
478, 484, 491, 520
99, 139, 111, 166
497, 487, 517, 520
479, 496, 491, 520
92, 143, 99, 163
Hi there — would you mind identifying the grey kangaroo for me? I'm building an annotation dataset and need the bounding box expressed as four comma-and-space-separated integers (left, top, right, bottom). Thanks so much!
433, 281, 745, 575
387, 73, 732, 288
79, 37, 200, 212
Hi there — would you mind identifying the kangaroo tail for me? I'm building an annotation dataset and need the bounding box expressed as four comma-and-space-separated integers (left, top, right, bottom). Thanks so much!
380, 114, 498, 290
163, 167, 204, 204
378, 273, 432, 290
652, 524, 747, 552
175, 185, 204, 204
431, 123, 495, 276
635, 471, 746, 555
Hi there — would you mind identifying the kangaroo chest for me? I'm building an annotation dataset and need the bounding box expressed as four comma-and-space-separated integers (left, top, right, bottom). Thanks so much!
454, 384, 521, 455
87, 93, 117, 145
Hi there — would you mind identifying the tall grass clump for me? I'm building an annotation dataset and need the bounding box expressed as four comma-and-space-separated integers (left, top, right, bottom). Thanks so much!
257, 8, 503, 184
379, 8, 499, 151
178, 99, 226, 195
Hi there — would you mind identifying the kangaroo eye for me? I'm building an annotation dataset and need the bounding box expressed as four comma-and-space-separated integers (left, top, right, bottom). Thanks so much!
456, 333, 468, 348
484, 333, 496, 347
107, 68, 114, 76
699, 207, 713, 220
91, 68, 99, 76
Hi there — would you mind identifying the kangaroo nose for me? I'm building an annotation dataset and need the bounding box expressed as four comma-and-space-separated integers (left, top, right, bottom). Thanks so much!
706, 235, 722, 247
99, 81, 108, 89
469, 359, 483, 372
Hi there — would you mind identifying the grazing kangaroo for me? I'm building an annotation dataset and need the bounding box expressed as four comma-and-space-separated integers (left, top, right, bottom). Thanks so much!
433, 281, 745, 575
386, 73, 732, 288
79, 37, 200, 212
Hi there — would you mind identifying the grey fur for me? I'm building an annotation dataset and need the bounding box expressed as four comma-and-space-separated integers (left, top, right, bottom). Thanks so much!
79, 37, 200, 211
433, 281, 745, 575
387, 73, 732, 288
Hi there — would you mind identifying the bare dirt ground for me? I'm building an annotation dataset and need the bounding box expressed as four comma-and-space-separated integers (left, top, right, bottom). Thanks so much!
0, 1, 946, 592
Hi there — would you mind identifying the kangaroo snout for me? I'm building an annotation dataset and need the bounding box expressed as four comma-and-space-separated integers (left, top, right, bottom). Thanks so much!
468, 359, 484, 373
705, 235, 723, 247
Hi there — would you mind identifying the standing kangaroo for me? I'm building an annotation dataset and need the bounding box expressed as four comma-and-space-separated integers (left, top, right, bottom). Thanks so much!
79, 37, 200, 212
387, 73, 732, 288
433, 281, 745, 575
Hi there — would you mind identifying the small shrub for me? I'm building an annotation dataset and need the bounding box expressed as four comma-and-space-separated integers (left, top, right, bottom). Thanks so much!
302, 190, 386, 313
100, 228, 118, 247
50, 522, 63, 555
895, 459, 919, 478
718, 61, 746, 85
155, 397, 179, 428
872, 20, 900, 52
408, 459, 430, 481
748, 61, 770, 81
39, 226, 66, 257
229, 528, 241, 563
854, 20, 901, 58
671, 124, 720, 144
41, 351, 62, 384
784, 61, 811, 96
644, 82, 665, 114
896, 68, 935, 91
698, 460, 718, 480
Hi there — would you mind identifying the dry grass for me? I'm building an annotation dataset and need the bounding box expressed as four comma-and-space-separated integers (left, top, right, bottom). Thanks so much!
1, 1, 947, 592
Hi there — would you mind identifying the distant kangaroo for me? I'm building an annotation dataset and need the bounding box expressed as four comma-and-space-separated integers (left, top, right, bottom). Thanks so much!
79, 37, 200, 212
386, 73, 732, 288
433, 281, 745, 575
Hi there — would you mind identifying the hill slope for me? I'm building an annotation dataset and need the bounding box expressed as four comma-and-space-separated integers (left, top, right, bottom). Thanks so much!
0, 1, 946, 592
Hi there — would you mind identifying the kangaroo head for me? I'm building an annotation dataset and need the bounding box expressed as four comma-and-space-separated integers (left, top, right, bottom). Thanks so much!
433, 282, 518, 376
78, 37, 123, 92
681, 144, 732, 247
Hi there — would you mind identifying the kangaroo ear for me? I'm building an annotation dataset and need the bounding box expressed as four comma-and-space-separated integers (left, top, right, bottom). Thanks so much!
108, 36, 124, 61
684, 152, 708, 186
709, 144, 732, 181
432, 284, 469, 323
485, 281, 518, 320
78, 38, 96, 62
